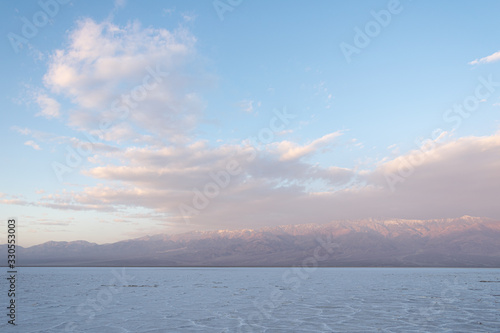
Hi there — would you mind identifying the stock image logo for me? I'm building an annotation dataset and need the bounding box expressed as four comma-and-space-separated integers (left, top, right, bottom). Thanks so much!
7, 0, 71, 54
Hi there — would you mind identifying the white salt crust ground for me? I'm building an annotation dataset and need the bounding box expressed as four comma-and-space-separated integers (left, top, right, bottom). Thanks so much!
0, 267, 499, 332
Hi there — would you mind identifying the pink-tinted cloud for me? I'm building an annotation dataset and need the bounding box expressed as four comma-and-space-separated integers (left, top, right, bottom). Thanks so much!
24, 140, 42, 150
273, 131, 343, 161
22, 132, 500, 232
35, 93, 61, 119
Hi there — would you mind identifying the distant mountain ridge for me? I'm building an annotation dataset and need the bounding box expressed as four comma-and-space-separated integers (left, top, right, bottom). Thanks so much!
3, 216, 500, 267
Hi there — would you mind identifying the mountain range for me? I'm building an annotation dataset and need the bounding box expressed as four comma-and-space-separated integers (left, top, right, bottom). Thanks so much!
3, 216, 500, 267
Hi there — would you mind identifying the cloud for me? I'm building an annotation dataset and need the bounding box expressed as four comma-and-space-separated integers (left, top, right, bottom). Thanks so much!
114, 0, 126, 9
38, 221, 72, 226
273, 131, 343, 160
24, 140, 42, 150
163, 8, 175, 16
25, 130, 353, 225
13, 126, 120, 155
238, 99, 259, 113
0, 199, 32, 206
9, 131, 500, 231
387, 144, 400, 155
12, 126, 32, 135
362, 132, 500, 216
0, 193, 32, 206
276, 129, 293, 136
182, 13, 197, 22
469, 50, 500, 65
13, 126, 66, 143
43, 18, 206, 143
14, 17, 499, 234
35, 93, 61, 119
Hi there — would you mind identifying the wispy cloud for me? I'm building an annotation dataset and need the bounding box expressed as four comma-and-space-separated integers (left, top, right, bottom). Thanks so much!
273, 131, 343, 161
163, 8, 175, 16
238, 99, 260, 113
114, 0, 126, 9
182, 13, 197, 22
469, 50, 500, 65
35, 93, 61, 119
24, 140, 42, 150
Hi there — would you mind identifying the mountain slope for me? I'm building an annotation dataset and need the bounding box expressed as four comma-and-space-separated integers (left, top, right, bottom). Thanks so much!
3, 216, 500, 267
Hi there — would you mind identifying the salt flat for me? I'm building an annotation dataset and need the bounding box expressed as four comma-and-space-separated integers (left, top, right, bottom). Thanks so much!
0, 267, 499, 332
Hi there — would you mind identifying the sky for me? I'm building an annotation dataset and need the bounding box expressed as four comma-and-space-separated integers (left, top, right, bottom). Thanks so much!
1, 0, 500, 247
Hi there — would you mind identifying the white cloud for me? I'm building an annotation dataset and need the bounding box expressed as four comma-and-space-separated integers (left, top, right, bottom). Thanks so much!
387, 143, 400, 155
182, 13, 197, 22
12, 126, 31, 135
238, 99, 255, 113
163, 8, 175, 16
469, 50, 500, 65
13, 126, 120, 154
114, 0, 126, 9
24, 140, 41, 150
35, 93, 61, 119
276, 129, 293, 136
273, 131, 343, 160
43, 18, 205, 143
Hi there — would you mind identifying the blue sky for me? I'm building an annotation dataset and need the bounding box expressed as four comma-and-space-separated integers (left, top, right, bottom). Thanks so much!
1, 0, 500, 246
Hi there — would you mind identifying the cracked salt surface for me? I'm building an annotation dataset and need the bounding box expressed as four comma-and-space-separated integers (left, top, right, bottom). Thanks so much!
0, 267, 499, 332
